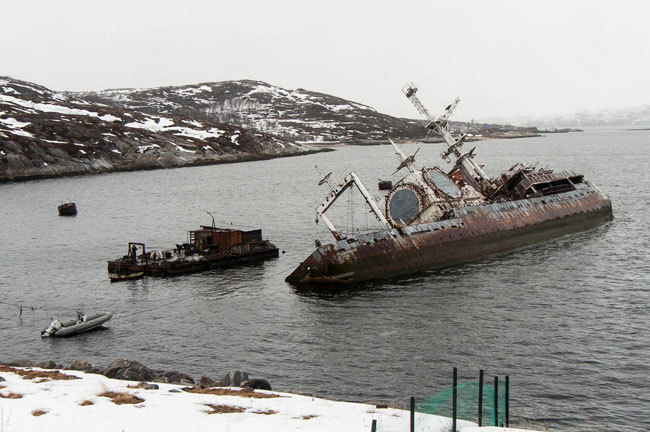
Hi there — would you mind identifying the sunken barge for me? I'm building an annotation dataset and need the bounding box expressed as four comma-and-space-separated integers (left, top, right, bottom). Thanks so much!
286, 83, 613, 284
108, 225, 279, 277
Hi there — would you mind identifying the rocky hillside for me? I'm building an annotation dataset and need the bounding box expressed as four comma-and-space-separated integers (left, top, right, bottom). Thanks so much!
78, 80, 425, 142
0, 77, 311, 182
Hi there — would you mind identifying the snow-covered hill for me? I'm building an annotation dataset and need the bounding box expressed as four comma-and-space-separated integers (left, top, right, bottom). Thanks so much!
79, 80, 425, 142
0, 77, 310, 182
483, 104, 650, 128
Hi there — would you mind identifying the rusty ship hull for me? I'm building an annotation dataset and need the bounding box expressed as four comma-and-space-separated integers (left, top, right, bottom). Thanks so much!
286, 185, 612, 284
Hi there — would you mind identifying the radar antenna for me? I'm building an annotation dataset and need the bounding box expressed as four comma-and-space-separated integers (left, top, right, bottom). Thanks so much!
315, 165, 334, 191
389, 138, 419, 174
402, 82, 490, 186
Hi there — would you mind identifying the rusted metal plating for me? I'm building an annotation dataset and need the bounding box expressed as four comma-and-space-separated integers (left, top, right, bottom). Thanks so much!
286, 84, 613, 285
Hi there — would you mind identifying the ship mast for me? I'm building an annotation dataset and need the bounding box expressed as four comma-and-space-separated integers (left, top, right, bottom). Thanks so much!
314, 166, 391, 241
402, 83, 490, 186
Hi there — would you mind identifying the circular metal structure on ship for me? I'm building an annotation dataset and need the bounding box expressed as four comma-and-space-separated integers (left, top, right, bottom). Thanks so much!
388, 187, 421, 225
426, 168, 462, 198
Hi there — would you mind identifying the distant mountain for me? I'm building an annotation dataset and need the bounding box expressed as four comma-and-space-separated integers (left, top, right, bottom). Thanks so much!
483, 104, 650, 128
77, 80, 425, 142
0, 77, 311, 182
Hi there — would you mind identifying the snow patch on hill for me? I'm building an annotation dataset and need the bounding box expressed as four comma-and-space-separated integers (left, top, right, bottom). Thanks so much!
85, 80, 423, 142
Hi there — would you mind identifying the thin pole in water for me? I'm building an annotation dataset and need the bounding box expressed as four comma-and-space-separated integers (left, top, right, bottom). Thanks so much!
478, 369, 484, 426
452, 367, 457, 432
494, 376, 499, 426
371, 419, 377, 432
505, 375, 510, 427
410, 396, 415, 432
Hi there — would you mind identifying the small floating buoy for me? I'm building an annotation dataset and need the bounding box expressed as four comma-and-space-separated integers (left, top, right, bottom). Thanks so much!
58, 202, 77, 216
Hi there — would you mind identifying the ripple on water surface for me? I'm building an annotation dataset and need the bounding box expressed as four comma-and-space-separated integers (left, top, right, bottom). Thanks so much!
1, 129, 649, 431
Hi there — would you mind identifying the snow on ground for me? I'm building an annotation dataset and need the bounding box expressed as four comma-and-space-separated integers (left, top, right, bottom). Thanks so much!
171, 143, 196, 154
2, 86, 20, 95
0, 95, 123, 125
136, 144, 160, 153
125, 117, 226, 140
0, 116, 34, 137
230, 131, 240, 145
0, 366, 541, 432
0, 117, 30, 129
99, 113, 121, 122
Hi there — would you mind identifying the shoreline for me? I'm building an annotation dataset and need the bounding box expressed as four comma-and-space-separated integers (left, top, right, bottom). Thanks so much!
0, 361, 539, 432
0, 129, 566, 184
0, 147, 333, 184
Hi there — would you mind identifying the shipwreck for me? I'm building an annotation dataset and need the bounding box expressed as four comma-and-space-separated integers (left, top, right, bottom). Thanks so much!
286, 83, 613, 284
108, 223, 279, 277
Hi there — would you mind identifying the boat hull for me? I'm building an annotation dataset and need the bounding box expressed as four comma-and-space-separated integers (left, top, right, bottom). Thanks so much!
110, 272, 145, 282
286, 185, 613, 284
43, 313, 113, 337
108, 246, 279, 277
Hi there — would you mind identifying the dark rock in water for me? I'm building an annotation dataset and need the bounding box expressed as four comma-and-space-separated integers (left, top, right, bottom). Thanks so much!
67, 360, 102, 374
103, 358, 156, 382
35, 360, 60, 369
197, 376, 219, 389
8, 359, 33, 367
154, 370, 194, 386
218, 370, 249, 387
58, 202, 77, 216
241, 378, 272, 391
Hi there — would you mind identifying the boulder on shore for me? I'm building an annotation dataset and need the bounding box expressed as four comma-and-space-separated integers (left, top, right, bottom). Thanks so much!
154, 370, 194, 386
218, 370, 249, 387
36, 360, 63, 369
241, 378, 272, 391
67, 360, 103, 374
196, 376, 219, 388
103, 358, 157, 382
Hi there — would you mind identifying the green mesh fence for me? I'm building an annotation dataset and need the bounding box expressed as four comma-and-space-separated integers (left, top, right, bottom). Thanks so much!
416, 380, 507, 426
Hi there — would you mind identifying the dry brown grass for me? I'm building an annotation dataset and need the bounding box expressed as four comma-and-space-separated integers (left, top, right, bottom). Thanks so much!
80, 400, 94, 406
301, 415, 318, 420
251, 409, 277, 415
0, 391, 23, 399
184, 387, 281, 399
127, 382, 158, 390
204, 404, 245, 414
0, 365, 79, 381
31, 409, 48, 416
98, 391, 144, 405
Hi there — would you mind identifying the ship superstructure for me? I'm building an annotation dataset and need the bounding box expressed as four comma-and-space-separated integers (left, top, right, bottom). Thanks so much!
286, 84, 613, 284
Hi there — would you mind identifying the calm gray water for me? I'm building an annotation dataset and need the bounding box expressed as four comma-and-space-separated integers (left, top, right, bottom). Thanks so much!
1, 129, 648, 431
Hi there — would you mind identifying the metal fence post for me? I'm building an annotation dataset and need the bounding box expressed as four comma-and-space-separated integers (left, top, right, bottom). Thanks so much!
410, 396, 415, 432
494, 376, 499, 426
505, 375, 510, 427
452, 367, 457, 432
478, 369, 484, 426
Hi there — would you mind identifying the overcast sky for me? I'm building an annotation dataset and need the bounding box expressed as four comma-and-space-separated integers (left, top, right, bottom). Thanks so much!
2, 0, 649, 119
